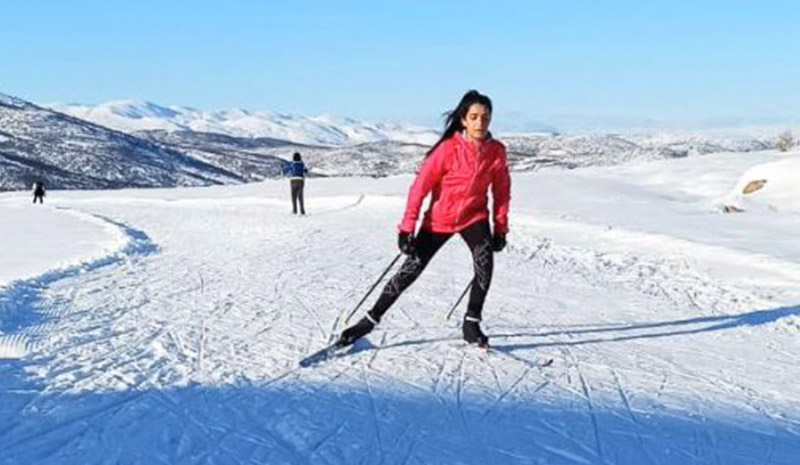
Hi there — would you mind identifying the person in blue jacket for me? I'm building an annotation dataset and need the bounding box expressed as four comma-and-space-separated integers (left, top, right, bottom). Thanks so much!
285, 152, 308, 214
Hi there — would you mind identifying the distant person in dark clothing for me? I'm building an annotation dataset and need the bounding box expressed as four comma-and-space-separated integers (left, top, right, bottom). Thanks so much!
285, 152, 308, 215
32, 181, 45, 204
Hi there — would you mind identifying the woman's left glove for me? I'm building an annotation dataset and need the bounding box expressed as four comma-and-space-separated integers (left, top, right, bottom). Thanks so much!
492, 233, 506, 252
398, 232, 416, 255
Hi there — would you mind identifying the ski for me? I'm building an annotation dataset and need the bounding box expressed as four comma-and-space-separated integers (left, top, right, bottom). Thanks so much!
300, 339, 553, 369
513, 352, 554, 368
486, 346, 554, 368
299, 343, 349, 368
450, 341, 554, 367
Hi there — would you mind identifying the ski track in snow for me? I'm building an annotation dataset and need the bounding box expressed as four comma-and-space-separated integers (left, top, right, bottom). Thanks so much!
1, 190, 800, 464
0, 207, 155, 360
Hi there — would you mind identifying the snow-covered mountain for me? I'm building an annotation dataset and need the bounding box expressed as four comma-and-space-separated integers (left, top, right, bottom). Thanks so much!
503, 133, 773, 170
134, 130, 302, 182
139, 130, 774, 178
45, 99, 780, 172
46, 100, 442, 146
0, 92, 243, 190
0, 91, 787, 191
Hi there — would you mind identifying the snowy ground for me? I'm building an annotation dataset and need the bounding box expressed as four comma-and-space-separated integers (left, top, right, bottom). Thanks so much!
1, 150, 800, 464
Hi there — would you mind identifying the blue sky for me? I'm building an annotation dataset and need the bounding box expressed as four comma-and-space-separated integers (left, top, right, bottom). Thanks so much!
2, 1, 799, 129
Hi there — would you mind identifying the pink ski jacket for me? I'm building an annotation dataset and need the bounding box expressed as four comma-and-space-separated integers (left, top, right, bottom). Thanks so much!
399, 132, 511, 235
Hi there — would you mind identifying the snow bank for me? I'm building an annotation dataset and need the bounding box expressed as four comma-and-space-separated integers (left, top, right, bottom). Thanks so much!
724, 154, 800, 213
0, 204, 128, 288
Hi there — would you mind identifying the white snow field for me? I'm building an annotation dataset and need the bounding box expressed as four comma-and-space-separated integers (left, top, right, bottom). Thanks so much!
1, 149, 800, 465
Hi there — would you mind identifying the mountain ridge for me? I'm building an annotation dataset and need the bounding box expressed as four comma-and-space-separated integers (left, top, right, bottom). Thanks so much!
0, 91, 782, 191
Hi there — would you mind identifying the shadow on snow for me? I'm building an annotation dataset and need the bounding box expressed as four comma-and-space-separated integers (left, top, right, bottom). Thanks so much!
381, 305, 800, 354
1, 359, 799, 465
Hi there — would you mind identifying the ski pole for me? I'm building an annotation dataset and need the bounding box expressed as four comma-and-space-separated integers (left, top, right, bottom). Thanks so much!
444, 281, 473, 321
343, 252, 403, 324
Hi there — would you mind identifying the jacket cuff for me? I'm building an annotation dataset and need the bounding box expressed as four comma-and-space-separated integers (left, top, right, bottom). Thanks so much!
494, 224, 509, 235
398, 220, 416, 233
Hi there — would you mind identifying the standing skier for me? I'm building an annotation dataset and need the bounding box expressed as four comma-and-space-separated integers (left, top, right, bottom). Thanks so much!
32, 181, 46, 204
338, 90, 510, 348
286, 152, 308, 215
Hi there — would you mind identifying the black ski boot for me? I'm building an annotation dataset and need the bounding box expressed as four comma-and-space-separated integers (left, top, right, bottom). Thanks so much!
337, 313, 378, 347
463, 316, 489, 348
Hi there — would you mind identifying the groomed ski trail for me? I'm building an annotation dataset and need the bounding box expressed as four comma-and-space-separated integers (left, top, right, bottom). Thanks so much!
1, 185, 800, 465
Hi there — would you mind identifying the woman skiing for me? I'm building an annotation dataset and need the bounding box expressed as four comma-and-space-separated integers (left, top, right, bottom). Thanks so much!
338, 90, 510, 348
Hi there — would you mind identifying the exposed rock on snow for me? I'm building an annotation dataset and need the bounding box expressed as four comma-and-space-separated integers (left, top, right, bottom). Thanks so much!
724, 154, 800, 212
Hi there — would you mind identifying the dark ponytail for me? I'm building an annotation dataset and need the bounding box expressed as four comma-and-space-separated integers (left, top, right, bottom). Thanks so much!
426, 90, 493, 157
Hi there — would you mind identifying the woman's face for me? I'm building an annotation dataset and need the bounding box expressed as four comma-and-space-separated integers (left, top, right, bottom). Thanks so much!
461, 103, 491, 141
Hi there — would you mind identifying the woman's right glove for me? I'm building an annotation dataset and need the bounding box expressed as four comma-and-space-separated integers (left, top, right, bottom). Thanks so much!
398, 232, 416, 255
492, 233, 507, 252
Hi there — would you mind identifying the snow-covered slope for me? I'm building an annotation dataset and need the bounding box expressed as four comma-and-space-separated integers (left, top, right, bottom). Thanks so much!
135, 130, 299, 182
1, 149, 799, 464
46, 100, 443, 146
0, 93, 241, 190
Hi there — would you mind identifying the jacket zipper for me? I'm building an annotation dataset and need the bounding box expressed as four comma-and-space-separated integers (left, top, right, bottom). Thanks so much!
455, 137, 481, 226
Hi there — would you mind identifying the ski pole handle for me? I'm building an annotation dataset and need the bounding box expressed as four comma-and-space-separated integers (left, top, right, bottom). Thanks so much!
344, 252, 403, 324
444, 281, 473, 321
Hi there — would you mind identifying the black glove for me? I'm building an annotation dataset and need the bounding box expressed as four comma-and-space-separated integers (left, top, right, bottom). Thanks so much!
492, 233, 506, 252
398, 232, 416, 255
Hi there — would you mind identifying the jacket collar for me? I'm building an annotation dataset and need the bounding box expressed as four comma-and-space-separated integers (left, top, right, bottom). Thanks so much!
455, 131, 493, 153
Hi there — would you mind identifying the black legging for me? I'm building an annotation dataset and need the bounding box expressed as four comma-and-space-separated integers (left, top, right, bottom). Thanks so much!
368, 220, 494, 322
290, 179, 305, 214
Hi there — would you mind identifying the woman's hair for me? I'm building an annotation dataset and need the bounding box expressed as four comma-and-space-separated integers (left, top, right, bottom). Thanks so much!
426, 90, 493, 157
293, 152, 302, 162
